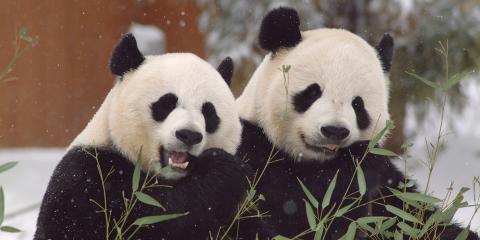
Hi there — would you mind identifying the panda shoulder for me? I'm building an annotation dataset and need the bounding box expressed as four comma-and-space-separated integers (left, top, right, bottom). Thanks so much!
60, 146, 104, 169
51, 146, 120, 187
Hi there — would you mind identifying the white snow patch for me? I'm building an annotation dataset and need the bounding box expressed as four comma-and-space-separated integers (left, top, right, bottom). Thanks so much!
400, 78, 480, 233
0, 148, 64, 240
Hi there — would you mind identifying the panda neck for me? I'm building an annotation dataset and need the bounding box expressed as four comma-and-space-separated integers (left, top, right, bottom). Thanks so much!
236, 53, 279, 123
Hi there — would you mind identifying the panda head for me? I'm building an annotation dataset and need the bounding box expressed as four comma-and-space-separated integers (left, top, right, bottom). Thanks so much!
108, 34, 240, 180
236, 7, 394, 162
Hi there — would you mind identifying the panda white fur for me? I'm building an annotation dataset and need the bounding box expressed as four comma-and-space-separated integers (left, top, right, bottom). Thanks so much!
35, 34, 250, 239
236, 7, 479, 240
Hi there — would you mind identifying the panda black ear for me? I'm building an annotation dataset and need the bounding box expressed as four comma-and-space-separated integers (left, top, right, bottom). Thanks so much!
375, 33, 394, 73
110, 33, 145, 77
217, 57, 234, 86
259, 7, 302, 53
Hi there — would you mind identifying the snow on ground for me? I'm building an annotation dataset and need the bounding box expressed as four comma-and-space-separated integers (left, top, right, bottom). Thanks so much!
401, 78, 480, 233
399, 136, 480, 233
0, 148, 64, 240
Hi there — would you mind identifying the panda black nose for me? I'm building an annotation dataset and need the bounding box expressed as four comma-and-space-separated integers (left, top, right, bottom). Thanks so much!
321, 126, 350, 141
175, 129, 203, 146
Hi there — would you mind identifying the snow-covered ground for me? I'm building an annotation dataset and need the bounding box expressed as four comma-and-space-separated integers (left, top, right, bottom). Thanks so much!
0, 148, 63, 240
400, 78, 480, 233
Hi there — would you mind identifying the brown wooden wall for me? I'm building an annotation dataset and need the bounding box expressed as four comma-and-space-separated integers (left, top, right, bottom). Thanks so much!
0, 0, 205, 147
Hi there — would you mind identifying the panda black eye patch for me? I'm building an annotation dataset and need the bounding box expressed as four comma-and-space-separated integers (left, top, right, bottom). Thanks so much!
202, 102, 220, 133
293, 83, 322, 113
352, 96, 371, 130
151, 93, 178, 122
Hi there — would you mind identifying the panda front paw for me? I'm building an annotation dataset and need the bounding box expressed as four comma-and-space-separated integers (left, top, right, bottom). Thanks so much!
198, 148, 234, 161
193, 148, 251, 176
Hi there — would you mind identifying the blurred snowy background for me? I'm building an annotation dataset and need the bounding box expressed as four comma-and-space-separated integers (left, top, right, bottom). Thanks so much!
1, 0, 479, 239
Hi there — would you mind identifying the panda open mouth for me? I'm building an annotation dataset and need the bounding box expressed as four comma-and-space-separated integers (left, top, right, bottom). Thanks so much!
300, 133, 340, 154
159, 146, 191, 170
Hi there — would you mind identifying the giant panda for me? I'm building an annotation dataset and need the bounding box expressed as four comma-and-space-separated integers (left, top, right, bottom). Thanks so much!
34, 34, 250, 239
236, 7, 479, 240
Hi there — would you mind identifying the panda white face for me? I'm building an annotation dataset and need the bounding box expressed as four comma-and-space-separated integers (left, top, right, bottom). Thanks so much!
109, 53, 241, 180
236, 8, 393, 162
72, 34, 241, 180
273, 30, 389, 161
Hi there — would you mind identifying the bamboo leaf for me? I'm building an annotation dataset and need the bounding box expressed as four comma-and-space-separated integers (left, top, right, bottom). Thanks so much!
0, 162, 18, 174
357, 216, 388, 224
322, 171, 339, 209
397, 192, 442, 205
388, 188, 424, 209
132, 147, 143, 192
340, 222, 357, 240
374, 220, 383, 235
152, 162, 162, 174
357, 221, 376, 234
385, 205, 421, 223
258, 194, 265, 201
381, 230, 394, 239
273, 235, 291, 240
369, 148, 399, 157
406, 72, 442, 90
0, 226, 21, 233
357, 216, 387, 235
394, 230, 403, 240
133, 212, 188, 226
304, 200, 317, 231
454, 187, 469, 201
441, 201, 469, 224
314, 228, 323, 240
419, 211, 441, 238
314, 220, 325, 240
444, 71, 469, 90
135, 192, 165, 210
397, 222, 420, 236
0, 187, 4, 226
156, 166, 173, 176
246, 189, 257, 202
297, 178, 319, 209
368, 120, 395, 149
380, 217, 397, 233
334, 201, 356, 218
356, 165, 366, 196
454, 227, 470, 240
440, 187, 469, 223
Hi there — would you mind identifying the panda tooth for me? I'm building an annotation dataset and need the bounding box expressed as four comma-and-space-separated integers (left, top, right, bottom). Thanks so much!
171, 161, 189, 169
180, 162, 189, 169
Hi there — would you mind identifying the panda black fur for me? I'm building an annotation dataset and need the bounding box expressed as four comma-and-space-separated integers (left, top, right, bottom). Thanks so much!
34, 34, 250, 239
236, 7, 479, 240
